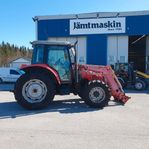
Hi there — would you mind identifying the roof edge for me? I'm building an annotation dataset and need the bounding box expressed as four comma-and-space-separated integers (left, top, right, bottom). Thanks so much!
34, 10, 149, 21
31, 40, 73, 46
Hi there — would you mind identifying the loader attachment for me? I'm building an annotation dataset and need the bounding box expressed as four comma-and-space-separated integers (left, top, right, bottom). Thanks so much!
101, 65, 131, 104
79, 65, 131, 104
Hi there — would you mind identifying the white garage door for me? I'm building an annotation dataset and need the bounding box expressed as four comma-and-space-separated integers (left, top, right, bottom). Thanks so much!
107, 36, 128, 65
48, 37, 86, 64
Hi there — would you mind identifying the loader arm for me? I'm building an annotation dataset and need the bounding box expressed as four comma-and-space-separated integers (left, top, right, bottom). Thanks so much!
79, 65, 130, 103
101, 66, 130, 103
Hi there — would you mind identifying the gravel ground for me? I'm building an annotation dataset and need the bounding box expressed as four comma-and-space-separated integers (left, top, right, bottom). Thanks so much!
0, 90, 149, 149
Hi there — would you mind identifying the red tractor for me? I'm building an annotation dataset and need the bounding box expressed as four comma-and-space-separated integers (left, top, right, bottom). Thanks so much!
14, 41, 130, 110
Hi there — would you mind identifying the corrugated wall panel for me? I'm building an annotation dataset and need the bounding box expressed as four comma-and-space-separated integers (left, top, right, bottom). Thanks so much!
107, 36, 128, 65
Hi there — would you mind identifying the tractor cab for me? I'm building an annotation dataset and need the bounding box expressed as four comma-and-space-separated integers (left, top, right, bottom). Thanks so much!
31, 41, 76, 82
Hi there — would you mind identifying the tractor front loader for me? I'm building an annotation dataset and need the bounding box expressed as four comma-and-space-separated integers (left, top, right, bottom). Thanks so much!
14, 40, 130, 110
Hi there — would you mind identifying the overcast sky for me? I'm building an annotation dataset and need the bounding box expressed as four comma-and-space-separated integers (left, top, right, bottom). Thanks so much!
0, 0, 149, 48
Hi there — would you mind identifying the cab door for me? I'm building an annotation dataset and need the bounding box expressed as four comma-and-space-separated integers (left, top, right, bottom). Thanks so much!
46, 45, 71, 82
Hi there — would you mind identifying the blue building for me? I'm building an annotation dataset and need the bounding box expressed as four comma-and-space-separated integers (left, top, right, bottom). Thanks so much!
34, 11, 149, 73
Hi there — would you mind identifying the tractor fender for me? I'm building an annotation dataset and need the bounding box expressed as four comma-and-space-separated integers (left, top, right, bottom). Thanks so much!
20, 64, 61, 85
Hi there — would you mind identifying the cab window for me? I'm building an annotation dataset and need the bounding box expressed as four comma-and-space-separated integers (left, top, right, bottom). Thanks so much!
47, 46, 71, 81
32, 45, 44, 64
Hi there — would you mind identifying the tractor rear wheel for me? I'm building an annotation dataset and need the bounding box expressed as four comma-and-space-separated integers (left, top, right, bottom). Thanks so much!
82, 80, 110, 108
14, 73, 56, 110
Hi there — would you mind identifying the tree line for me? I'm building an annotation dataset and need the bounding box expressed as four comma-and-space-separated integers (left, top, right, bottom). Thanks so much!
0, 41, 32, 67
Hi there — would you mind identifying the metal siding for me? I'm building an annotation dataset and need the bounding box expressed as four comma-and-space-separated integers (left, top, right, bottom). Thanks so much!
146, 36, 149, 73
107, 36, 128, 65
37, 14, 149, 67
87, 35, 107, 65
126, 15, 149, 35
107, 36, 117, 64
146, 36, 149, 56
38, 19, 70, 40
37, 15, 149, 40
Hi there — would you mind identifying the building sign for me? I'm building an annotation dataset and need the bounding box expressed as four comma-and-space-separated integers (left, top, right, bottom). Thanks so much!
70, 17, 126, 35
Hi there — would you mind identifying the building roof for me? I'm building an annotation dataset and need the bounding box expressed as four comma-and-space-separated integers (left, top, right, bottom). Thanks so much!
34, 10, 149, 21
31, 40, 73, 46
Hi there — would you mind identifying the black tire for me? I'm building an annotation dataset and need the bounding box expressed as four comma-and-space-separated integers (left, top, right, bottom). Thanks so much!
78, 92, 83, 98
141, 79, 148, 89
118, 77, 127, 88
78, 86, 84, 98
134, 79, 146, 91
14, 73, 56, 110
82, 80, 110, 108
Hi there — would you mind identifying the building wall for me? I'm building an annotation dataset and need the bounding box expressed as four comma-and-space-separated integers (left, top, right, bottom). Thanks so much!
146, 36, 149, 73
37, 19, 70, 39
36, 14, 149, 66
146, 36, 149, 55
126, 15, 149, 35
37, 15, 149, 39
87, 35, 107, 65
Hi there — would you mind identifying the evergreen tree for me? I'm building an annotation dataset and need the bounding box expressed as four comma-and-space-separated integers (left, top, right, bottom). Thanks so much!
0, 41, 32, 66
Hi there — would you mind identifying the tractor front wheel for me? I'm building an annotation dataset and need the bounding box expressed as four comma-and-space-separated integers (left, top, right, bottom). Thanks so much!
82, 81, 110, 108
14, 73, 56, 110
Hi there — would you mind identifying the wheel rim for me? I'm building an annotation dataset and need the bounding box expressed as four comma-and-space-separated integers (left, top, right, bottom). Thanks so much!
22, 79, 47, 103
135, 82, 143, 90
89, 87, 105, 103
